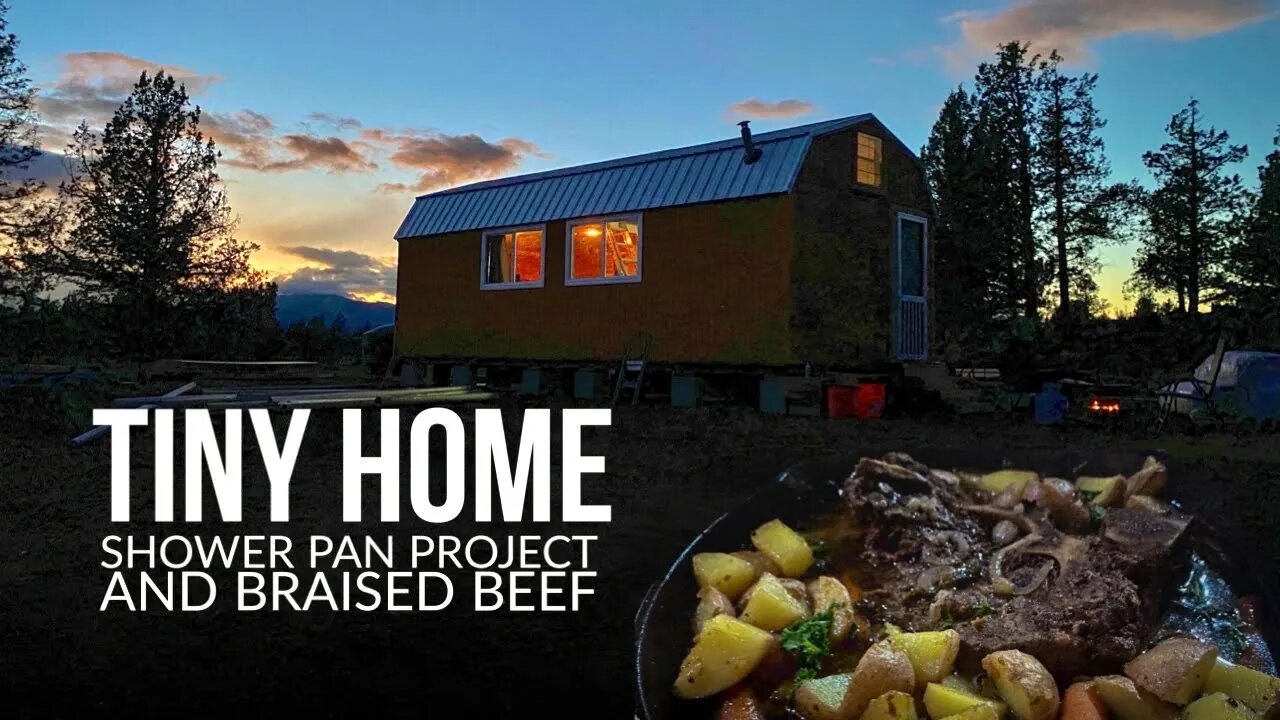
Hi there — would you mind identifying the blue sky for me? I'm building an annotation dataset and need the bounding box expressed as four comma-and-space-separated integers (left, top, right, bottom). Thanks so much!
13, 0, 1280, 307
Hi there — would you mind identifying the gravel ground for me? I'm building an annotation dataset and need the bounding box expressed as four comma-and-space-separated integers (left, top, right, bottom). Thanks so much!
2, 399, 1278, 718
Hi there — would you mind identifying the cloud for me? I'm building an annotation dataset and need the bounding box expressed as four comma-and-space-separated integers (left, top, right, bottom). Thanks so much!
305, 112, 362, 132
35, 51, 221, 130
941, 0, 1273, 66
35, 51, 379, 176
726, 98, 815, 120
362, 128, 545, 193
273, 245, 396, 298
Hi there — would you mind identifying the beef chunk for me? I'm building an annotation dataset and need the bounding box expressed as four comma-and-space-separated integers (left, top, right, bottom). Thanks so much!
838, 453, 1194, 682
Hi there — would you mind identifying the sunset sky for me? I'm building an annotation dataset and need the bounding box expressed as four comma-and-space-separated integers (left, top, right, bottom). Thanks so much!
13, 0, 1280, 310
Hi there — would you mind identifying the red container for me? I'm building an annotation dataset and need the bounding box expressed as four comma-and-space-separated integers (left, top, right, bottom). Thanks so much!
854, 383, 886, 419
827, 385, 859, 418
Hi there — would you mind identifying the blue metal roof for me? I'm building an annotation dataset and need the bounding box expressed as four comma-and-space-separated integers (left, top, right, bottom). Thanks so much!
394, 113, 875, 239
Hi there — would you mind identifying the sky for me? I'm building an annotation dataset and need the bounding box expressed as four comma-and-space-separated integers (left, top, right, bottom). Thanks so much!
12, 0, 1280, 310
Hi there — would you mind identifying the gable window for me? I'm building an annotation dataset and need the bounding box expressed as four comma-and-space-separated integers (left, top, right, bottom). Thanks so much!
481, 226, 544, 289
566, 214, 642, 285
856, 133, 882, 187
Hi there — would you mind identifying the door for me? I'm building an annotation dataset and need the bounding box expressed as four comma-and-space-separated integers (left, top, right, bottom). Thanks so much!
895, 213, 928, 361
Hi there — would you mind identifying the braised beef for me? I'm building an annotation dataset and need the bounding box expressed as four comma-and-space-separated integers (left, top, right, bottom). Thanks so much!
838, 453, 1193, 682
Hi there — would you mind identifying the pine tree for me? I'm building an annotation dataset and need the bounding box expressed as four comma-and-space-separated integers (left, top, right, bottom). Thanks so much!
1033, 51, 1116, 319
29, 71, 263, 357
922, 86, 992, 344
1136, 99, 1248, 314
1227, 127, 1280, 306
0, 1, 41, 300
972, 42, 1042, 319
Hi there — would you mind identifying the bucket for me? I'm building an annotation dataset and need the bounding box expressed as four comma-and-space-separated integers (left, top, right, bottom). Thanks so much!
826, 385, 859, 418
853, 383, 886, 419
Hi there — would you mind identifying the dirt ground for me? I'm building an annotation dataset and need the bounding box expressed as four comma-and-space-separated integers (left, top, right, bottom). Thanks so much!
2, 398, 1278, 717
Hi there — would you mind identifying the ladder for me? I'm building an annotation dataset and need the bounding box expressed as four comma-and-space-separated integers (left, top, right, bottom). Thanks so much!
611, 333, 653, 407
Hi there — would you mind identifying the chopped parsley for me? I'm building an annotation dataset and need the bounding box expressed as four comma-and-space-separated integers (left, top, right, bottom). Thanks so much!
1079, 489, 1101, 504
1088, 505, 1108, 526
781, 605, 839, 682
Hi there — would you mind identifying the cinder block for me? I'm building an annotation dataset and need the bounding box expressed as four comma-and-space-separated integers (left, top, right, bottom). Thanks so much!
759, 377, 785, 414
671, 375, 699, 407
574, 369, 602, 399
450, 365, 472, 387
520, 368, 544, 395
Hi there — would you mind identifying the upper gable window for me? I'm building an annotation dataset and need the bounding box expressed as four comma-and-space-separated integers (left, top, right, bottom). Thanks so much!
481, 226, 544, 289
856, 133, 883, 188
566, 215, 642, 285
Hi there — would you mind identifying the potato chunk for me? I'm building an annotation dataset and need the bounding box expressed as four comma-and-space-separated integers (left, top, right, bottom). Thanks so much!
1204, 658, 1280, 715
888, 629, 962, 684
1076, 474, 1124, 507
750, 519, 814, 577
937, 706, 1001, 720
923, 682, 1007, 719
1092, 675, 1176, 720
808, 576, 855, 643
739, 573, 808, 631
693, 552, 760, 599
844, 641, 918, 719
978, 470, 1038, 496
1182, 692, 1259, 720
1122, 635, 1217, 704
732, 550, 782, 577
981, 650, 1059, 720
860, 690, 918, 720
795, 674, 853, 720
673, 615, 776, 699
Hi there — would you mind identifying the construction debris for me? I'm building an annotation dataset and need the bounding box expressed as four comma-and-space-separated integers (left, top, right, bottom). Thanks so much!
72, 381, 498, 447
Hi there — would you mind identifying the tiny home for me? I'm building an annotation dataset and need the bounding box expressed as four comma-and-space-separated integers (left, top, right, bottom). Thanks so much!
393, 113, 933, 370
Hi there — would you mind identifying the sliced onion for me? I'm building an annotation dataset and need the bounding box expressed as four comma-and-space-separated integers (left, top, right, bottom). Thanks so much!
993, 561, 1054, 596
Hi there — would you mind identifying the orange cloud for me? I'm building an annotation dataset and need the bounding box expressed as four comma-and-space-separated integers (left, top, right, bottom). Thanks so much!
941, 0, 1272, 67
726, 98, 815, 120
363, 128, 545, 193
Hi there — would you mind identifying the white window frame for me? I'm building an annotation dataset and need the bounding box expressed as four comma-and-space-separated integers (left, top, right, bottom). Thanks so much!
479, 223, 546, 291
563, 213, 643, 287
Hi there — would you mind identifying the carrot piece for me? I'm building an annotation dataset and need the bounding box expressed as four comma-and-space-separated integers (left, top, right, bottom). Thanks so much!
1062, 682, 1110, 720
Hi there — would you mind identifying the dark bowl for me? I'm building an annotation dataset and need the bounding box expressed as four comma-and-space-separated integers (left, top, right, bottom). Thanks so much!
633, 447, 1280, 720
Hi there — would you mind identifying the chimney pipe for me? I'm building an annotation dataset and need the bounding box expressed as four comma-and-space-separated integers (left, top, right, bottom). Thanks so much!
738, 120, 762, 165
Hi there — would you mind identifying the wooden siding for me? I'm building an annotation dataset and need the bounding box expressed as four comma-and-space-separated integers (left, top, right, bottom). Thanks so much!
395, 195, 796, 364
789, 123, 934, 365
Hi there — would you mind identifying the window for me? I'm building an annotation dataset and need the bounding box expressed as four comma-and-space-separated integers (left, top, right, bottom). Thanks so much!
481, 226, 544, 289
898, 216, 925, 297
856, 133, 882, 187
566, 215, 642, 285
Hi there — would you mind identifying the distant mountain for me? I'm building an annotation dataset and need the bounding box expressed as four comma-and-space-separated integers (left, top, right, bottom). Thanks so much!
275, 293, 395, 332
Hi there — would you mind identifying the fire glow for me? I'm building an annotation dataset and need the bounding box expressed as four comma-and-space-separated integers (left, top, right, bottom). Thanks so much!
1088, 397, 1122, 415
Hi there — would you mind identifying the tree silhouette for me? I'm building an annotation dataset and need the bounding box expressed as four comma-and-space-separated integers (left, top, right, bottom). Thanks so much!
972, 42, 1043, 320
0, 1, 41, 301
1135, 99, 1248, 314
1225, 127, 1280, 334
28, 70, 264, 357
1033, 51, 1118, 320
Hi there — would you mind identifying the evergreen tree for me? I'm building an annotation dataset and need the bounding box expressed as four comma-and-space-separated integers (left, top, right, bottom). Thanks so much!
28, 71, 264, 357
1033, 51, 1116, 319
0, 1, 41, 300
922, 86, 992, 344
1227, 127, 1280, 306
972, 42, 1042, 320
1135, 99, 1248, 314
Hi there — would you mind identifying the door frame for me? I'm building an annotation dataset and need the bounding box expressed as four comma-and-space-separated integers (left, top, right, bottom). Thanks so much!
894, 212, 929, 361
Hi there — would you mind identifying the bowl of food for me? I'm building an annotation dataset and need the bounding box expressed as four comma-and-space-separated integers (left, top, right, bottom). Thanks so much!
634, 448, 1280, 720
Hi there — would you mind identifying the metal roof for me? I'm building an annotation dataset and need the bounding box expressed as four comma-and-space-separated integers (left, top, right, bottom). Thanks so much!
394, 113, 875, 239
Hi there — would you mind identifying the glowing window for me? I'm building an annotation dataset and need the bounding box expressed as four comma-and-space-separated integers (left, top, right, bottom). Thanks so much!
566, 215, 641, 285
481, 226, 544, 289
857, 133, 882, 187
